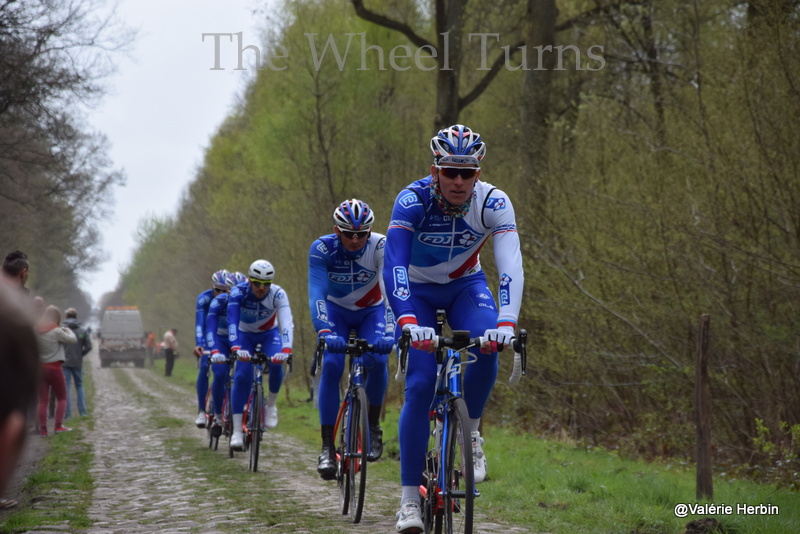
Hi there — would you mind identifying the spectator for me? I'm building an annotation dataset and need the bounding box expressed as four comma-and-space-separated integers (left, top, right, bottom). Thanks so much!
62, 308, 92, 419
163, 328, 178, 377
0, 281, 39, 508
36, 305, 77, 436
145, 330, 156, 367
1, 250, 30, 293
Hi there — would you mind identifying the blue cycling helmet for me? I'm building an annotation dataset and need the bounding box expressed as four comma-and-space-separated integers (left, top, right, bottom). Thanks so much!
211, 269, 230, 290
333, 199, 374, 232
225, 271, 248, 288
430, 124, 486, 166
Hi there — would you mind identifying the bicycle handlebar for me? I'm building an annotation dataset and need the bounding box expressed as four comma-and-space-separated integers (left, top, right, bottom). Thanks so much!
230, 347, 293, 374
313, 337, 392, 374
398, 328, 528, 384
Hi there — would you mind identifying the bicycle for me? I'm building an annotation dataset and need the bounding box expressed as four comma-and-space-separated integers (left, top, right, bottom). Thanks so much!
235, 345, 292, 472
314, 332, 383, 523
398, 310, 527, 534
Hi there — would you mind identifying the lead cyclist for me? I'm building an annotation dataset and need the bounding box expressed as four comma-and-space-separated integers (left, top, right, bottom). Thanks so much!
382, 124, 524, 533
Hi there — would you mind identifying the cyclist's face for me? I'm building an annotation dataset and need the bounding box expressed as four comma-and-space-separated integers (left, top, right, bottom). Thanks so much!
432, 164, 480, 206
249, 280, 270, 298
335, 227, 370, 252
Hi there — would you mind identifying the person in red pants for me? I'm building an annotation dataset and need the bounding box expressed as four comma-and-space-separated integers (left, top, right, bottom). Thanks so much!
36, 305, 77, 436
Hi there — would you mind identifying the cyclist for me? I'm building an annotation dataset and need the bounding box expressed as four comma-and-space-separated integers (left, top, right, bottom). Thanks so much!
308, 199, 395, 479
383, 124, 524, 532
205, 271, 248, 436
227, 259, 294, 450
193, 269, 229, 428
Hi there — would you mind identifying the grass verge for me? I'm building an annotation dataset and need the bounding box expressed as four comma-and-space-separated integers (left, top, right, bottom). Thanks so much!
265, 396, 800, 534
0, 366, 95, 533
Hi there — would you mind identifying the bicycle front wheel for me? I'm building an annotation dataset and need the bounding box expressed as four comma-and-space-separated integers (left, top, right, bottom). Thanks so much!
249, 383, 264, 472
438, 397, 474, 534
336, 399, 350, 515
348, 386, 369, 523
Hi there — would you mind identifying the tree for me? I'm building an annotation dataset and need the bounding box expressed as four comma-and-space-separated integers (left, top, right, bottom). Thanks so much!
0, 0, 130, 289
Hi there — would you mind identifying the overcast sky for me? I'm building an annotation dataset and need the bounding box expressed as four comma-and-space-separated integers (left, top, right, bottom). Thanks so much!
83, 0, 268, 305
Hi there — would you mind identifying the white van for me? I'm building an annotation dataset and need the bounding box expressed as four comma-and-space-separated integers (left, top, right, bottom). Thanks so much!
99, 307, 146, 367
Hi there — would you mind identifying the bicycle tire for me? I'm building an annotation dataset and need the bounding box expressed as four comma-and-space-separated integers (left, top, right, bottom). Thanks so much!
336, 398, 351, 515
437, 397, 474, 534
348, 386, 369, 523
249, 382, 263, 472
205, 390, 215, 449
226, 395, 235, 458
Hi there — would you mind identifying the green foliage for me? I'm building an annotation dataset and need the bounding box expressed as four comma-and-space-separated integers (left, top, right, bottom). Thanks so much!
118, 0, 800, 479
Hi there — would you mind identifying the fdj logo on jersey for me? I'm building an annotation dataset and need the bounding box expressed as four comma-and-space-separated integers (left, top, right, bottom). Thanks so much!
399, 192, 421, 208
419, 229, 480, 248
329, 270, 374, 284
485, 197, 506, 211
499, 273, 512, 306
315, 300, 328, 322
392, 266, 410, 300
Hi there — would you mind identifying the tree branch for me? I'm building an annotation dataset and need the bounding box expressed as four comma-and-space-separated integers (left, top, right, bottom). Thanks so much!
350, 0, 434, 50
459, 40, 524, 110
555, 0, 643, 33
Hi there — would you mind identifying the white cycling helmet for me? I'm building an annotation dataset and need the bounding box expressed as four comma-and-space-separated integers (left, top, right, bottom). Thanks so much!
248, 260, 275, 282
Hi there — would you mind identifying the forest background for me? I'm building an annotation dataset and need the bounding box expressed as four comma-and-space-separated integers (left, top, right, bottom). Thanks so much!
6, 0, 799, 487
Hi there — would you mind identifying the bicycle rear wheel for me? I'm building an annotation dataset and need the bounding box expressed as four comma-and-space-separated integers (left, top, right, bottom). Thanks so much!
437, 397, 474, 534
249, 382, 264, 472
347, 386, 369, 523
205, 390, 215, 449
222, 387, 233, 454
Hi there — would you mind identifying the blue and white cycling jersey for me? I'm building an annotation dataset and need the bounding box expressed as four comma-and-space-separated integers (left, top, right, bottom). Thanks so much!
383, 176, 524, 329
195, 288, 215, 348
308, 232, 386, 334
227, 282, 294, 351
205, 292, 230, 353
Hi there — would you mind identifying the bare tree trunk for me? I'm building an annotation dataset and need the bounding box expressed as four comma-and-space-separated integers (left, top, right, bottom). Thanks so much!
520, 0, 556, 218
433, 0, 465, 130
642, 1, 666, 146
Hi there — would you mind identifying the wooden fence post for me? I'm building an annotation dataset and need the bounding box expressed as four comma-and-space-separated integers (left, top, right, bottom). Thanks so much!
695, 314, 713, 500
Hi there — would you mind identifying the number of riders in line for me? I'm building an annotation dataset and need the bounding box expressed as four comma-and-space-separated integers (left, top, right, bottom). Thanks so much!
187, 124, 524, 534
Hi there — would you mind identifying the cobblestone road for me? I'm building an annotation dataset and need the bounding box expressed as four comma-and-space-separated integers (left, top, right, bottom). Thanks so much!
8, 349, 536, 534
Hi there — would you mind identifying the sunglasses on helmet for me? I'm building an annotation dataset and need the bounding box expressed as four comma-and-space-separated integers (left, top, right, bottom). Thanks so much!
435, 166, 479, 180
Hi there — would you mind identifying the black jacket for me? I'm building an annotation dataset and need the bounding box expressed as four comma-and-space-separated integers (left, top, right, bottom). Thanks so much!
63, 317, 92, 367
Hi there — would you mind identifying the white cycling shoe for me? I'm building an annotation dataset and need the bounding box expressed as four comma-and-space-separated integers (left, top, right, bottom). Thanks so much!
472, 431, 487, 483
395, 500, 424, 533
230, 430, 244, 450
266, 405, 278, 429
194, 411, 206, 428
